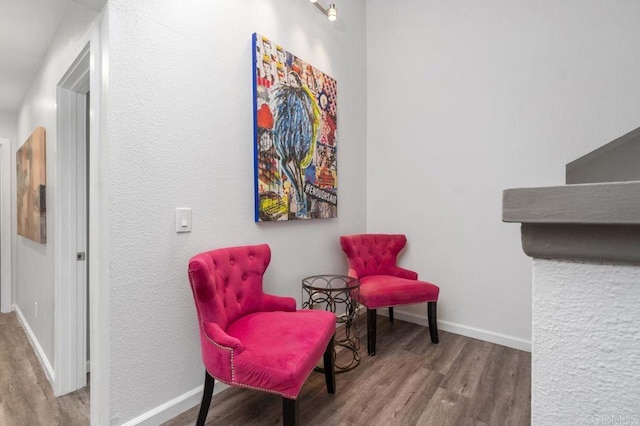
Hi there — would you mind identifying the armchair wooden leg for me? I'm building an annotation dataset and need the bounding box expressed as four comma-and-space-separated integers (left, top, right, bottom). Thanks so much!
427, 302, 439, 344
323, 335, 336, 394
367, 309, 377, 356
196, 371, 215, 426
389, 307, 394, 322
283, 397, 299, 426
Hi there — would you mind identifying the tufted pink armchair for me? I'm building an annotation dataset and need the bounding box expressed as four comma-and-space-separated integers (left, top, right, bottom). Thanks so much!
339, 234, 440, 355
188, 244, 337, 425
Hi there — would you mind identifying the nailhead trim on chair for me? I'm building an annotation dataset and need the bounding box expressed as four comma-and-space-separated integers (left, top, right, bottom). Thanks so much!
230, 350, 235, 383
212, 375, 298, 400
200, 319, 235, 382
371, 299, 438, 309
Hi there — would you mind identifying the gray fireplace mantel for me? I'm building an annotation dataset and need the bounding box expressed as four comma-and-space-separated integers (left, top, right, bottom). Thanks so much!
502, 181, 640, 264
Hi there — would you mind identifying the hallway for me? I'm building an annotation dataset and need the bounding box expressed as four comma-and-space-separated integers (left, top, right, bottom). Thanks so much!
0, 312, 89, 425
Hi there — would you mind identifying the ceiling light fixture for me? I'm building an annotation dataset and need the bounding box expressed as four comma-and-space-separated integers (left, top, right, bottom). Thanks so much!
327, 4, 337, 21
310, 1, 338, 22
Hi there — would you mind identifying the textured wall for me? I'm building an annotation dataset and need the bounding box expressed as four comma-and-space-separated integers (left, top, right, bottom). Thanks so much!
533, 259, 640, 425
15, 3, 97, 368
107, 0, 367, 422
366, 0, 640, 348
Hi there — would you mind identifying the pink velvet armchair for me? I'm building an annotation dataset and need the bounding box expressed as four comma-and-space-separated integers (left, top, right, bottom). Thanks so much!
188, 244, 337, 425
340, 234, 440, 356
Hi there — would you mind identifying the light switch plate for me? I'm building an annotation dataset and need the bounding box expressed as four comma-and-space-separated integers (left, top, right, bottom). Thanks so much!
175, 208, 192, 233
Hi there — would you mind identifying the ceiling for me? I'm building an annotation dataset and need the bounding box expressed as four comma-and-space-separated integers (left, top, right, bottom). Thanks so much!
0, 0, 106, 114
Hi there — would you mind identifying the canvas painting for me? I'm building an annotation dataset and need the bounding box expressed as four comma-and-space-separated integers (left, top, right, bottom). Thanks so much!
253, 33, 338, 221
17, 127, 46, 244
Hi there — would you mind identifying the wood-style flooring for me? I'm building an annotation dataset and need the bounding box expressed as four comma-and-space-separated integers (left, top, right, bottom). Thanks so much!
165, 314, 531, 426
0, 311, 530, 425
0, 312, 89, 425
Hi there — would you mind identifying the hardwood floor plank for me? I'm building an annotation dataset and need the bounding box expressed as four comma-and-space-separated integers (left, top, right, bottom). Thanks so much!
439, 338, 494, 398
372, 366, 443, 426
326, 355, 430, 425
470, 344, 520, 423
0, 312, 90, 426
404, 330, 467, 376
415, 387, 478, 426
513, 350, 532, 424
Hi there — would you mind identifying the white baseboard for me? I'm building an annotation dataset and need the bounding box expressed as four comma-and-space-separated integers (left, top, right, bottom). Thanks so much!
13, 304, 56, 384
121, 381, 228, 426
378, 308, 532, 352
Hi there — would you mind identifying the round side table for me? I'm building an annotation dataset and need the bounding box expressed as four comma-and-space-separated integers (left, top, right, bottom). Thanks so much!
301, 274, 361, 372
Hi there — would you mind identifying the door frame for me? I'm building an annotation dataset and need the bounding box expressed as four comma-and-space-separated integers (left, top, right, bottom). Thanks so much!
56, 45, 90, 395
0, 138, 11, 313
56, 13, 111, 425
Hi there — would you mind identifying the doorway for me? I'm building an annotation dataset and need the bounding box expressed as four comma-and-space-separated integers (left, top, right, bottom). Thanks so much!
55, 45, 90, 395
0, 138, 11, 314
54, 20, 109, 424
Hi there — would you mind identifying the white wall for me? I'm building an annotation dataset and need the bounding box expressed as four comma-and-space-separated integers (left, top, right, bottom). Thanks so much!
0, 113, 16, 311
15, 3, 98, 371
366, 0, 640, 349
107, 0, 367, 423
0, 112, 17, 142
533, 259, 640, 425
